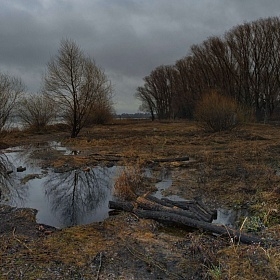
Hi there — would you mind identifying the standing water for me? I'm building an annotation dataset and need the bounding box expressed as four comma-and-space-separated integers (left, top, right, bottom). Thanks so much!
1, 143, 247, 229
0, 142, 119, 228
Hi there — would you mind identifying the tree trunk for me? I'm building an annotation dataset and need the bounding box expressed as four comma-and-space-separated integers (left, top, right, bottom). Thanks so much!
144, 194, 215, 222
152, 156, 189, 163
109, 200, 264, 245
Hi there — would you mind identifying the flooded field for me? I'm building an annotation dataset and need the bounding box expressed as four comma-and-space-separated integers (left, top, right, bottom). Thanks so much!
0, 142, 178, 228
1, 121, 280, 279
0, 142, 120, 228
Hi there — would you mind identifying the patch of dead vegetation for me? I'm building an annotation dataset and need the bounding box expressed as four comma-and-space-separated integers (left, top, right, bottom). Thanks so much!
1, 120, 280, 279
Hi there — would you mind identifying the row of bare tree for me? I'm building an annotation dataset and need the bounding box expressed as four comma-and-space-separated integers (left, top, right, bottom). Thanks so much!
136, 17, 280, 122
0, 39, 114, 137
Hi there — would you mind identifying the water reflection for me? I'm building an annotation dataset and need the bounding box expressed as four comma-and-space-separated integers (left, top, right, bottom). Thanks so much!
1, 142, 179, 228
4, 143, 51, 172
1, 142, 119, 228
44, 167, 117, 227
153, 168, 172, 199
213, 208, 249, 228
0, 152, 28, 204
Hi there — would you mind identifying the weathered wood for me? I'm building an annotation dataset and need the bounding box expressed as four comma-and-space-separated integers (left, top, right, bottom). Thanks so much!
163, 196, 217, 221
144, 194, 177, 208
134, 209, 263, 245
194, 197, 217, 219
188, 204, 213, 222
145, 195, 213, 222
153, 156, 189, 163
109, 200, 135, 212
108, 200, 264, 245
161, 197, 197, 207
136, 196, 201, 221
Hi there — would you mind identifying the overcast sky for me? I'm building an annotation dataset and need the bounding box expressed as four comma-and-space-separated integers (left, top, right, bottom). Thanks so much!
0, 0, 279, 113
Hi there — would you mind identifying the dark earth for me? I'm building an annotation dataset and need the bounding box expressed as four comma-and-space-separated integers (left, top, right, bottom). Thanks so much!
1, 120, 280, 279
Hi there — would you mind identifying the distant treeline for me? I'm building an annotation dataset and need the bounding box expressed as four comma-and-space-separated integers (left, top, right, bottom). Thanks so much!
136, 17, 280, 122
115, 113, 152, 119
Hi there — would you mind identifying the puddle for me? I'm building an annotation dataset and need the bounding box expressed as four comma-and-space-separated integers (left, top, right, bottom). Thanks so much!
153, 168, 172, 198
152, 168, 192, 201
0, 142, 175, 229
0, 142, 120, 228
212, 207, 249, 228
151, 168, 250, 228
48, 141, 81, 155
4, 141, 77, 156
2, 143, 248, 229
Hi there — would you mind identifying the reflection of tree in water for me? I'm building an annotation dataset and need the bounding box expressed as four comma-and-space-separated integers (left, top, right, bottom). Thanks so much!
10, 142, 54, 169
44, 167, 113, 227
0, 153, 27, 204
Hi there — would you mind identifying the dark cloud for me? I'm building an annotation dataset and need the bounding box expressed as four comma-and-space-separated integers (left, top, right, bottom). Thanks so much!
0, 0, 279, 112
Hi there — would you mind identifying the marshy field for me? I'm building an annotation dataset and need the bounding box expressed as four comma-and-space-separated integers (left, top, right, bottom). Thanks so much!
1, 120, 280, 279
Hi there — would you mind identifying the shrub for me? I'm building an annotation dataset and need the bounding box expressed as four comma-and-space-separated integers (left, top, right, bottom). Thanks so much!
18, 93, 57, 132
195, 91, 239, 132
85, 102, 114, 125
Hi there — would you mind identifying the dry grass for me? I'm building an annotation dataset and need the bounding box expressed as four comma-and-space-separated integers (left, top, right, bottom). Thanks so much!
2, 119, 280, 278
113, 158, 154, 200
217, 243, 280, 279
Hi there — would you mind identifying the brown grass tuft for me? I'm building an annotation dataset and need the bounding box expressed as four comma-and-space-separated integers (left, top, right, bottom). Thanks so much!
114, 161, 147, 201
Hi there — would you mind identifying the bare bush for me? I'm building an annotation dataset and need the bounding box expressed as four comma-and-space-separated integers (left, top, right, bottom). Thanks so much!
195, 91, 239, 132
0, 73, 25, 133
18, 93, 57, 131
85, 94, 114, 125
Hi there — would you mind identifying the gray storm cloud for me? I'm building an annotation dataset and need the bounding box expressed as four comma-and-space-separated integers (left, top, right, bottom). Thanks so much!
0, 0, 279, 113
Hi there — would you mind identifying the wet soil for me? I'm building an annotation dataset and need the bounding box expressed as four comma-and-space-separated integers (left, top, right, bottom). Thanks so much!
1, 120, 280, 279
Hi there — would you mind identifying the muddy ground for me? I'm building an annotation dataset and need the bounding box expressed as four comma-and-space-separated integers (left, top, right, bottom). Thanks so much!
1, 120, 280, 279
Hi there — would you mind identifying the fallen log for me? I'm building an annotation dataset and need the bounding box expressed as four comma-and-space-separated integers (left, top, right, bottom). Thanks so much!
109, 200, 135, 212
135, 209, 263, 245
152, 156, 189, 163
144, 194, 213, 222
135, 196, 206, 221
160, 196, 215, 222
108, 200, 264, 245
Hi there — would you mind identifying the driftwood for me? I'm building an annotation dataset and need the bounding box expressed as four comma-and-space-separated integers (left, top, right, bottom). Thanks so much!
152, 156, 189, 163
87, 153, 189, 165
152, 195, 217, 222
109, 197, 264, 245
17, 166, 26, 172
141, 195, 214, 222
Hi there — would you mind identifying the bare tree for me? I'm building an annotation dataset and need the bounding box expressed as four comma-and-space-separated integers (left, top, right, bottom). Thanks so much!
170, 17, 280, 121
44, 39, 113, 137
136, 65, 177, 120
225, 17, 280, 121
0, 73, 25, 132
18, 93, 57, 131
175, 55, 206, 119
135, 85, 156, 120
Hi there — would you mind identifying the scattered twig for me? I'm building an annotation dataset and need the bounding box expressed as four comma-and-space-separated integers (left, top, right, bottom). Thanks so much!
123, 239, 184, 279
12, 228, 32, 252
95, 252, 103, 280
238, 217, 248, 245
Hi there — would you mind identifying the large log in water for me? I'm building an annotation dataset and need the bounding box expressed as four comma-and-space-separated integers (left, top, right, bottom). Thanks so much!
108, 200, 263, 245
